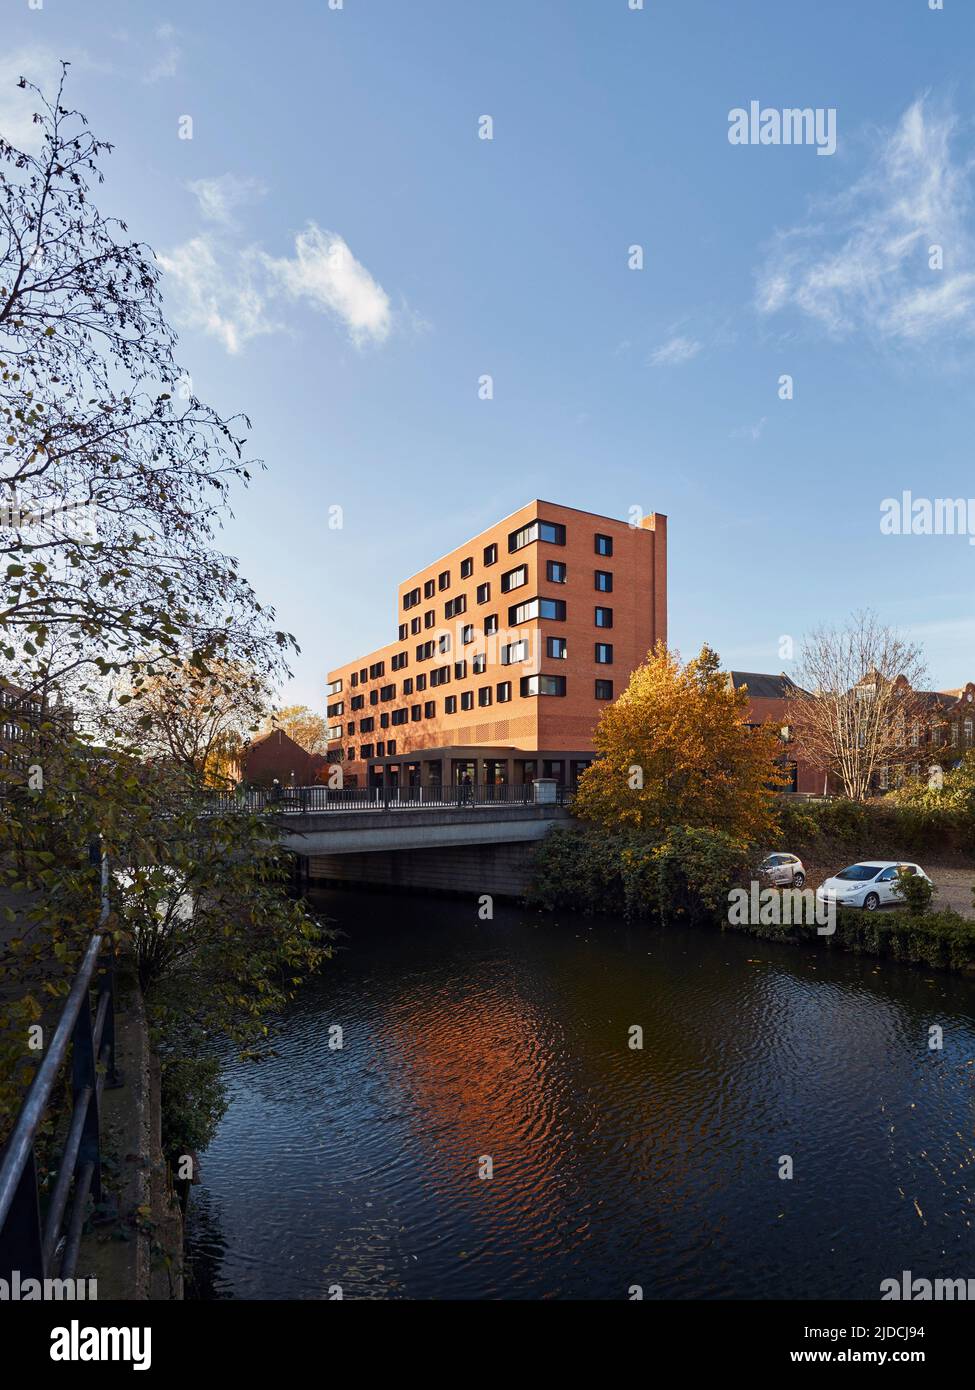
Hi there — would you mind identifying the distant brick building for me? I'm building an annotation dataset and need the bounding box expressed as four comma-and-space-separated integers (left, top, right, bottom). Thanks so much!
729, 671, 828, 796
730, 670, 975, 797
238, 728, 328, 788
325, 499, 667, 790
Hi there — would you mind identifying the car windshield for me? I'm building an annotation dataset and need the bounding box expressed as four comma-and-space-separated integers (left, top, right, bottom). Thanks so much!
835, 864, 880, 882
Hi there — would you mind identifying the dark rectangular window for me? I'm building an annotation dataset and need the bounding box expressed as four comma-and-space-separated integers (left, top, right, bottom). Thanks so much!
595, 643, 613, 664
410, 616, 421, 636
424, 578, 435, 599
520, 674, 567, 697
509, 597, 566, 625
496, 681, 512, 703
369, 690, 379, 706
460, 557, 474, 579
547, 636, 567, 659
476, 582, 490, 604
501, 564, 527, 593
445, 595, 467, 619
327, 701, 343, 717
424, 609, 435, 629
416, 674, 427, 691
508, 520, 566, 552
359, 717, 375, 733
403, 678, 413, 696
411, 705, 422, 721
461, 691, 474, 711
397, 624, 407, 641
350, 694, 365, 711
369, 661, 385, 679
392, 707, 408, 725
445, 695, 457, 714
380, 712, 389, 729
403, 587, 421, 610
484, 613, 498, 636
438, 633, 450, 654
424, 700, 436, 719
360, 744, 374, 759
462, 623, 474, 645
595, 606, 613, 628
547, 560, 567, 583
376, 741, 385, 757
454, 660, 468, 679
483, 543, 498, 566
595, 534, 613, 557
595, 570, 613, 592
500, 639, 529, 665
391, 651, 408, 671
359, 669, 367, 683
472, 652, 486, 674
438, 570, 451, 591
346, 747, 356, 761
350, 672, 359, 687
478, 686, 492, 707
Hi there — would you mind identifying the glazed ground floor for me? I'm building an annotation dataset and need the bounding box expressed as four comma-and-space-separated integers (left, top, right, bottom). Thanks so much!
346, 743, 595, 789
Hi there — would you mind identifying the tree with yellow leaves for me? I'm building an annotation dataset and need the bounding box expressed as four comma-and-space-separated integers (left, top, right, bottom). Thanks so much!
574, 643, 786, 844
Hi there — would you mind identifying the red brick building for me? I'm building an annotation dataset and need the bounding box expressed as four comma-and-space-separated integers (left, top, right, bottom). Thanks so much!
325, 500, 667, 789
238, 728, 329, 788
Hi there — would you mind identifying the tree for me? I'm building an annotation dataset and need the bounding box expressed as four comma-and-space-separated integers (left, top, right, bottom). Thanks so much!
110, 655, 271, 787
786, 611, 928, 801
0, 64, 294, 703
257, 704, 329, 755
574, 642, 786, 843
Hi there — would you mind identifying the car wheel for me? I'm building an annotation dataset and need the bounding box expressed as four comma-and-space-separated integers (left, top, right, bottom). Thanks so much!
793, 872, 805, 889
863, 893, 880, 912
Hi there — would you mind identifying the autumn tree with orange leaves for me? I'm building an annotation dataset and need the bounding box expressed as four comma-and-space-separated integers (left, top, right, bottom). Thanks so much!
574, 643, 786, 844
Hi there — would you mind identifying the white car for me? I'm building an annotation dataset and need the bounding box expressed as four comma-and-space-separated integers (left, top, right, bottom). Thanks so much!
815, 861, 931, 913
759, 853, 806, 888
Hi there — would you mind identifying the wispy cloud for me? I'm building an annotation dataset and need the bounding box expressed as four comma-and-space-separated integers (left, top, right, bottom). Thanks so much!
157, 238, 276, 355
263, 225, 392, 347
649, 335, 702, 367
160, 223, 394, 353
188, 174, 266, 226
145, 23, 180, 83
731, 417, 767, 441
756, 97, 975, 344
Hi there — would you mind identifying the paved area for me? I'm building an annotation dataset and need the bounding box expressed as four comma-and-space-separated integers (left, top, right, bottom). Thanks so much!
800, 860, 975, 919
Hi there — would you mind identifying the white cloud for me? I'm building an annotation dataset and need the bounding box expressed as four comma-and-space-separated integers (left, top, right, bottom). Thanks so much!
649, 335, 702, 367
160, 222, 394, 353
145, 23, 180, 83
263, 224, 392, 347
188, 174, 266, 226
731, 417, 767, 441
157, 237, 277, 356
756, 97, 975, 344
0, 47, 63, 153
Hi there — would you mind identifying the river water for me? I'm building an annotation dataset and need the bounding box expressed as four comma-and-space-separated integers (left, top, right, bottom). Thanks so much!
186, 887, 975, 1300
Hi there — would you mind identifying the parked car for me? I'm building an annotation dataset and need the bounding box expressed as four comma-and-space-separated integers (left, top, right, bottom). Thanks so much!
815, 861, 932, 913
758, 853, 806, 888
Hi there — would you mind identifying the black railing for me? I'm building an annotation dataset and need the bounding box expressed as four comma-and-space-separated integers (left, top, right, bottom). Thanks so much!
0, 851, 118, 1284
197, 782, 572, 814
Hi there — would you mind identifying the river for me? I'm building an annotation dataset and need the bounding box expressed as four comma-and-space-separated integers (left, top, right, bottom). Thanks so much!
186, 886, 975, 1300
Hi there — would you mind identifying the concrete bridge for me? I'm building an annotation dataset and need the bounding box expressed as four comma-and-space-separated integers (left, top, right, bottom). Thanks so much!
262, 784, 574, 898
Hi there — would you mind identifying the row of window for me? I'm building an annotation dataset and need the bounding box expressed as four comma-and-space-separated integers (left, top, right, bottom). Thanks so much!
400, 523, 616, 613
346, 607, 613, 691
338, 675, 617, 745
397, 568, 613, 638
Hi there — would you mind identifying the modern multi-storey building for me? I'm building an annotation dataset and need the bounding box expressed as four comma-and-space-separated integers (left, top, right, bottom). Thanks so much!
325, 500, 667, 789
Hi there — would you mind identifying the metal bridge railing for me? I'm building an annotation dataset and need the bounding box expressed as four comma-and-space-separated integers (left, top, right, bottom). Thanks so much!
197, 782, 573, 814
0, 850, 118, 1283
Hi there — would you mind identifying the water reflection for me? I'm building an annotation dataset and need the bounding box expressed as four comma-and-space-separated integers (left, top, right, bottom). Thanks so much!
186, 889, 975, 1299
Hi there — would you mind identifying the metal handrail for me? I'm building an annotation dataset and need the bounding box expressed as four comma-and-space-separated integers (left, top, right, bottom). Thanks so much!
196, 782, 573, 814
0, 850, 116, 1282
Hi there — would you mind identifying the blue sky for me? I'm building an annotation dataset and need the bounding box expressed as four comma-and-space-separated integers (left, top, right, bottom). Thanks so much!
3, 0, 974, 709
